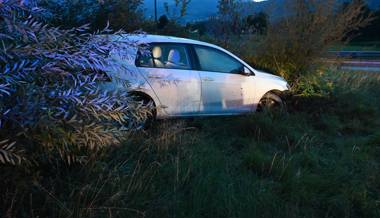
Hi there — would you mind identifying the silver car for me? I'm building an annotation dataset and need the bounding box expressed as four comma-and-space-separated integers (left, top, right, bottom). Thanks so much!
104, 34, 289, 120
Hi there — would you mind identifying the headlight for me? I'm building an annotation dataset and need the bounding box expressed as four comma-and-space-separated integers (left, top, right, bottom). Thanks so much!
286, 83, 291, 90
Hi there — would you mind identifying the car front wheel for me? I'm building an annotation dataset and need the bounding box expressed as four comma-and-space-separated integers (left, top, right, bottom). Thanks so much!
257, 92, 285, 112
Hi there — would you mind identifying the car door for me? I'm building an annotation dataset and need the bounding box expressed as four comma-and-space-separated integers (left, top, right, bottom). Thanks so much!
136, 43, 201, 116
192, 45, 256, 114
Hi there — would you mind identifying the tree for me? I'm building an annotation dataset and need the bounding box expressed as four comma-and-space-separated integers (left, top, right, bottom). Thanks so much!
246, 12, 268, 35
356, 8, 380, 41
163, 0, 191, 22
37, 0, 143, 31
158, 15, 169, 29
348, 2, 380, 42
217, 0, 241, 35
254, 0, 373, 80
209, 0, 244, 45
187, 21, 207, 36
98, 0, 144, 31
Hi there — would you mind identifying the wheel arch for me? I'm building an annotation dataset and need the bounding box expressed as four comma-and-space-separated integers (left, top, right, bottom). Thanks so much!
260, 90, 284, 103
128, 90, 158, 117
128, 91, 157, 106
264, 89, 283, 97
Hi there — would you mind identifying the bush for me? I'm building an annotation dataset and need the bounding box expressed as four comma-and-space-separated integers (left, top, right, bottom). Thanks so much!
252, 0, 372, 81
0, 1, 145, 166
38, 0, 143, 31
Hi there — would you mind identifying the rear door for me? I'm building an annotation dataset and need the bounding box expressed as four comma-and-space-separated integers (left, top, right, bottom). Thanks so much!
192, 45, 256, 114
136, 43, 201, 116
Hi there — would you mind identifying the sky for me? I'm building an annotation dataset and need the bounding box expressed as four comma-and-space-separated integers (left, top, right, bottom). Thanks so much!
142, 0, 268, 21
142, 0, 380, 22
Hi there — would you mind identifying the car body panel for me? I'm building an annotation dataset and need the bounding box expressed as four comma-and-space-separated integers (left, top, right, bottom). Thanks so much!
138, 67, 201, 116
253, 70, 289, 102
199, 71, 256, 114
101, 46, 165, 116
104, 34, 289, 118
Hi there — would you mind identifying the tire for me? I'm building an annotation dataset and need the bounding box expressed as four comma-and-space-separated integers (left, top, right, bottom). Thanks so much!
257, 92, 285, 112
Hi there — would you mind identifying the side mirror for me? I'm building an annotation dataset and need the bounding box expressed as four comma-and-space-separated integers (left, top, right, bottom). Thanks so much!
241, 66, 252, 76
231, 66, 253, 76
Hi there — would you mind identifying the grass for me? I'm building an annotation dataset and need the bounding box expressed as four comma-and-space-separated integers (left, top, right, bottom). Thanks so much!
330, 41, 380, 51
1, 70, 380, 218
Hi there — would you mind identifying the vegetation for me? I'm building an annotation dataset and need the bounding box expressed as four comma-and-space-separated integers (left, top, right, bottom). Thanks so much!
1, 0, 380, 218
38, 0, 144, 31
0, 1, 148, 166
350, 1, 380, 42
245, 12, 268, 35
248, 0, 373, 81
2, 70, 379, 218
330, 41, 380, 51
186, 0, 373, 82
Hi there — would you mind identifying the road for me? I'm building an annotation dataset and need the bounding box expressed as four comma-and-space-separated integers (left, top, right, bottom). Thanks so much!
328, 51, 380, 72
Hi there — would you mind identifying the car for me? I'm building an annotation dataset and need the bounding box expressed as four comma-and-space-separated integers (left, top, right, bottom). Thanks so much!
103, 34, 289, 122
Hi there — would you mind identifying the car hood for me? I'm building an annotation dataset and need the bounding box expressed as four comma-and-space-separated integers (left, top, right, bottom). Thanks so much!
253, 70, 289, 91
254, 70, 286, 83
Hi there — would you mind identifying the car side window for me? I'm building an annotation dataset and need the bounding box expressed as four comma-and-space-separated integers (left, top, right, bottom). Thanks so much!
136, 43, 191, 70
194, 45, 243, 74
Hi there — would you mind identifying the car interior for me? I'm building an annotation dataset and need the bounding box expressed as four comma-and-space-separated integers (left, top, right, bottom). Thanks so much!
150, 45, 190, 69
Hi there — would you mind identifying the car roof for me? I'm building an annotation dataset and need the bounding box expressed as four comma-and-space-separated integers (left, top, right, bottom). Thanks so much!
108, 34, 262, 74
116, 34, 218, 48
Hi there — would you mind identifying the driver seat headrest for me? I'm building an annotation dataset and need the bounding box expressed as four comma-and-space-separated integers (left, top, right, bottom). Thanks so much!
152, 46, 162, 59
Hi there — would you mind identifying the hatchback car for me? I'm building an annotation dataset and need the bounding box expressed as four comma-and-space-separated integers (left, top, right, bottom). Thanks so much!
103, 34, 289, 120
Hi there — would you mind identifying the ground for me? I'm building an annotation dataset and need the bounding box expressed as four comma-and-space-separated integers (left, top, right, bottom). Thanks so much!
2, 70, 380, 218
120, 70, 380, 218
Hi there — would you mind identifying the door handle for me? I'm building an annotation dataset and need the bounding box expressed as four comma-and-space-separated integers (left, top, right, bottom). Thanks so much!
202, 77, 214, 82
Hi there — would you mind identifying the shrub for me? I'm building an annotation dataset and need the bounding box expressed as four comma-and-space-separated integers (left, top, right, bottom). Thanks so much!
38, 0, 143, 31
253, 0, 372, 81
207, 0, 245, 46
0, 0, 145, 166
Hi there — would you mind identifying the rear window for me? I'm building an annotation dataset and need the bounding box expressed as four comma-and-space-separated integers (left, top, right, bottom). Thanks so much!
136, 43, 191, 70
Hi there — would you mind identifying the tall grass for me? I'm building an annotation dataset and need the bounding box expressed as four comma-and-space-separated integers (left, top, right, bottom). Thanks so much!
2, 70, 379, 217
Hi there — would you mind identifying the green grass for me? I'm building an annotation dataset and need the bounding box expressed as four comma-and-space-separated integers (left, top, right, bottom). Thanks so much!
1, 71, 380, 218
330, 41, 380, 51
